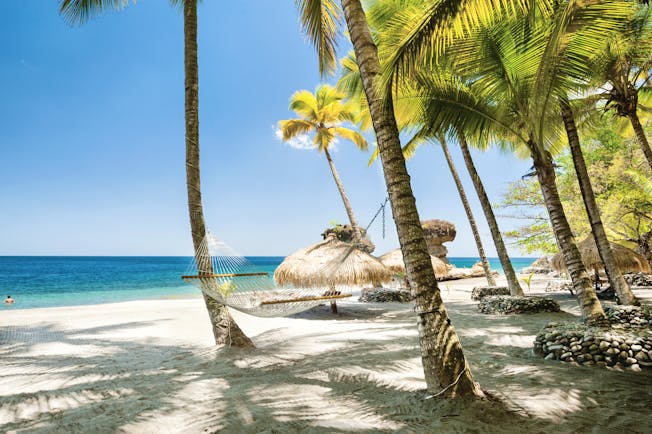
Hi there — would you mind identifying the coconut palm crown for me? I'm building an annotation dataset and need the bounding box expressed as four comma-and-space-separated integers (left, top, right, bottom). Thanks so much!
278, 84, 368, 153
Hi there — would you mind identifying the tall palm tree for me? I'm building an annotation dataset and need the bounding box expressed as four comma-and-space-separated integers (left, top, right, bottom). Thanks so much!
278, 85, 368, 245
437, 134, 497, 286
560, 99, 638, 305
455, 130, 524, 296
296, 0, 485, 398
59, 0, 253, 347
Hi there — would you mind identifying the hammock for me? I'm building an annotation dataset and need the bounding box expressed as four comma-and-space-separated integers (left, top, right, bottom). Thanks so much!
182, 232, 352, 317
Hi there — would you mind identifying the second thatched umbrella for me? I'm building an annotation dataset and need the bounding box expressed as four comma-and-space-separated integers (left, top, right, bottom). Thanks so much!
551, 236, 652, 279
379, 248, 450, 277
274, 234, 393, 312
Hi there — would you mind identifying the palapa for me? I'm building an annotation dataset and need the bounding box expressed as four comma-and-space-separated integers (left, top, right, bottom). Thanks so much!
551, 236, 652, 274
274, 234, 393, 288
378, 248, 450, 277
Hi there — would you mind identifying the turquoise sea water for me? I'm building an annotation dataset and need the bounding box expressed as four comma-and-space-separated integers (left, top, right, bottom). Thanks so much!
0, 256, 535, 310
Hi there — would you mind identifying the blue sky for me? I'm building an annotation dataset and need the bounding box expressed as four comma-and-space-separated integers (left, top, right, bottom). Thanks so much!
0, 1, 534, 257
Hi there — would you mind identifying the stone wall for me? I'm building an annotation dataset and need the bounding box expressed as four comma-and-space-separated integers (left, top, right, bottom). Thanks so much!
534, 306, 652, 371
478, 296, 561, 314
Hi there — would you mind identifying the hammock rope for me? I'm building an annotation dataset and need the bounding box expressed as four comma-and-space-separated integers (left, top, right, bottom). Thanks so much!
182, 233, 352, 317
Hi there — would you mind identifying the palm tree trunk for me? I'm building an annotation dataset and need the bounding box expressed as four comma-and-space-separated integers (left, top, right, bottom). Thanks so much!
323, 148, 361, 237
560, 101, 638, 306
183, 0, 253, 348
439, 136, 496, 286
628, 109, 652, 172
456, 131, 524, 296
341, 0, 483, 398
528, 140, 606, 325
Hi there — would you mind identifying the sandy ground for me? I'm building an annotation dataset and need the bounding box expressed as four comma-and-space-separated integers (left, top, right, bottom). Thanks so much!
1, 275, 651, 433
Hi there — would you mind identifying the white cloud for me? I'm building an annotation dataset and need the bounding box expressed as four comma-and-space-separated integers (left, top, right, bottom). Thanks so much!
273, 125, 316, 150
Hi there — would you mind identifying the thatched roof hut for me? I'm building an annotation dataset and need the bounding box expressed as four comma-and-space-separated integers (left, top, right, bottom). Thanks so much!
274, 235, 393, 287
378, 248, 450, 276
551, 236, 652, 274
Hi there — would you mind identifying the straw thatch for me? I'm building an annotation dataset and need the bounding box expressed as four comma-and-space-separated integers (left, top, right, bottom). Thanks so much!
551, 236, 652, 274
378, 248, 450, 276
274, 235, 393, 287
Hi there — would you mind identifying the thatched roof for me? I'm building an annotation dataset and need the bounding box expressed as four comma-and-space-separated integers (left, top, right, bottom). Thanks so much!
378, 248, 450, 276
551, 236, 652, 274
274, 235, 393, 287
421, 219, 456, 244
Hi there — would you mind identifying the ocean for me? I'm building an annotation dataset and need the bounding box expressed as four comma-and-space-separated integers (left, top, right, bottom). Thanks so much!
0, 256, 535, 310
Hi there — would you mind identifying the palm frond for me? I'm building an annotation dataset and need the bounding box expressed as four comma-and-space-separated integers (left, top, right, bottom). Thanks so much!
377, 0, 537, 89
59, 0, 131, 25
289, 90, 320, 120
332, 127, 368, 150
295, 0, 341, 76
278, 119, 315, 140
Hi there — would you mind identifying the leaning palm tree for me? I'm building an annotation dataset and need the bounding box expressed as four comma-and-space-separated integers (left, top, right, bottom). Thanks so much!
277, 85, 368, 245
560, 99, 639, 305
59, 0, 253, 347
296, 0, 486, 398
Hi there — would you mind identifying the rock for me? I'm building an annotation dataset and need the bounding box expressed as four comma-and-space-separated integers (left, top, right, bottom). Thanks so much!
635, 351, 649, 362
471, 286, 510, 301
544, 353, 555, 361
359, 288, 412, 303
561, 352, 572, 360
631, 344, 643, 352
522, 256, 554, 274
626, 357, 638, 365
631, 364, 642, 372
321, 224, 375, 253
444, 263, 497, 281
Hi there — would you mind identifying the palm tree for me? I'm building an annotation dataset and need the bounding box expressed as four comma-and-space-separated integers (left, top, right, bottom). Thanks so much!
277, 85, 368, 245
437, 134, 497, 286
593, 6, 652, 170
296, 0, 485, 398
455, 130, 524, 296
560, 99, 638, 305
59, 0, 253, 347
385, 3, 634, 324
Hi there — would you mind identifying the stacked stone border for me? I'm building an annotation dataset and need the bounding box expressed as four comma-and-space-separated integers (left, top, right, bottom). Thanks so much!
471, 286, 510, 301
359, 288, 412, 303
534, 306, 652, 371
478, 295, 561, 314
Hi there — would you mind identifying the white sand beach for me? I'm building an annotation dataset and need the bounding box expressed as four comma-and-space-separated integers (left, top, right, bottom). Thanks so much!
1, 276, 651, 433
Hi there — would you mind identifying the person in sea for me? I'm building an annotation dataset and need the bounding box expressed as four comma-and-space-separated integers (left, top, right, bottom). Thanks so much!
5, 295, 14, 304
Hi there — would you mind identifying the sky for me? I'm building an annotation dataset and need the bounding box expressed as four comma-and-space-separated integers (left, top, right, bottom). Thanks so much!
0, 1, 535, 257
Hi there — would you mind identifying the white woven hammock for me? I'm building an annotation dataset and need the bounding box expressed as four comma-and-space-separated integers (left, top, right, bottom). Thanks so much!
182, 232, 351, 317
